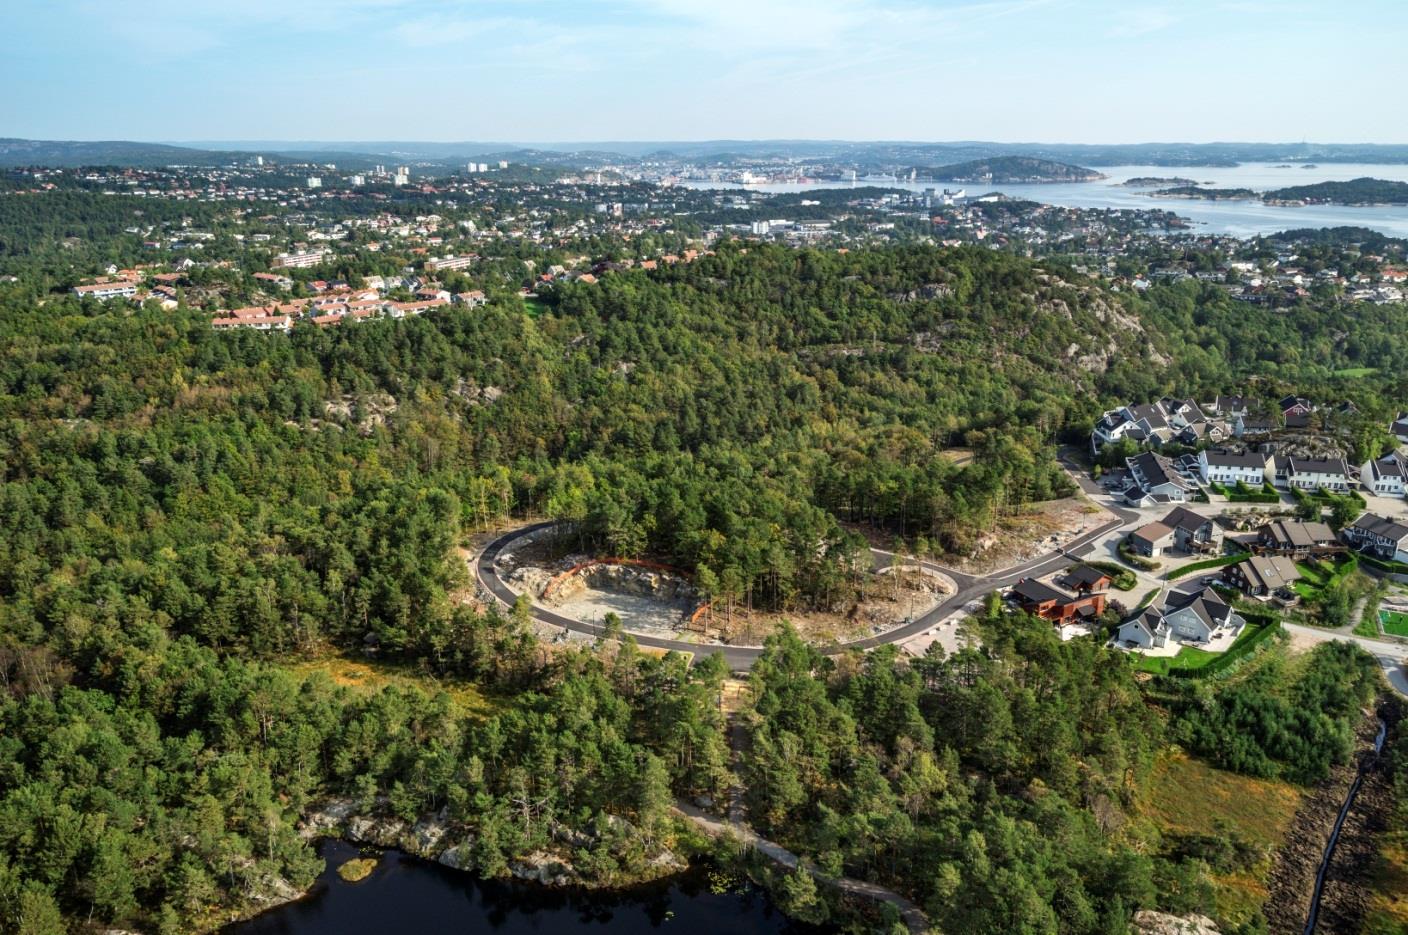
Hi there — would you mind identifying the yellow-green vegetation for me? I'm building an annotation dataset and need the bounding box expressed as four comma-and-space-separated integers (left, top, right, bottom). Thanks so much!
1134, 751, 1303, 925
284, 652, 504, 720
1364, 839, 1408, 934
336, 857, 379, 883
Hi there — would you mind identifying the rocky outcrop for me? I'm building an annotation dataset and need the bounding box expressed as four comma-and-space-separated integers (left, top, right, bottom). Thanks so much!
298, 798, 682, 889
1132, 910, 1221, 935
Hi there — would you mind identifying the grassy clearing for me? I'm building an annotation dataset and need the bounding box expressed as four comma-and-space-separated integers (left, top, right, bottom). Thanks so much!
1333, 366, 1378, 378
521, 296, 549, 318
1382, 610, 1408, 637
1135, 751, 1303, 926
283, 652, 504, 720
1364, 838, 1408, 932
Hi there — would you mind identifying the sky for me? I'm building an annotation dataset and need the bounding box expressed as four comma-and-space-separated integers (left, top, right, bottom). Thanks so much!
3, 0, 1406, 144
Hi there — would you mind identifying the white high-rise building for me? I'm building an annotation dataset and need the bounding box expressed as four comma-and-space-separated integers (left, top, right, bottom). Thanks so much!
349, 175, 365, 187
393, 168, 410, 186
306, 176, 322, 189
497, 160, 508, 169
477, 163, 488, 173
254, 155, 264, 166
466, 163, 478, 173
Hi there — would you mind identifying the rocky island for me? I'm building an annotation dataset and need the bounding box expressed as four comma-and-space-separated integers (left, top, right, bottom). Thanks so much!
925, 155, 1106, 183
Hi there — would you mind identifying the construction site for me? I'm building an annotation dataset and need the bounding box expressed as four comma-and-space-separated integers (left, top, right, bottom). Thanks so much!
491, 527, 953, 647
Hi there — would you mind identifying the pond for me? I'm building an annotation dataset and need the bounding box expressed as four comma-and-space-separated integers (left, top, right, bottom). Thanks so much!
227, 840, 837, 934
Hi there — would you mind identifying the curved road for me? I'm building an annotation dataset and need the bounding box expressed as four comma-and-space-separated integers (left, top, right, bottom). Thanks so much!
474, 467, 1407, 686
475, 502, 1132, 670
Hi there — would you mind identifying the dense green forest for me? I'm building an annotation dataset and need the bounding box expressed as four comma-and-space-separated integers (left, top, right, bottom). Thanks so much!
1265, 178, 1408, 205
1, 239, 1404, 932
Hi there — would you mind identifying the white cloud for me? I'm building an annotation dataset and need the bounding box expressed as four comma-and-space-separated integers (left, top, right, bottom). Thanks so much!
1105, 8, 1177, 38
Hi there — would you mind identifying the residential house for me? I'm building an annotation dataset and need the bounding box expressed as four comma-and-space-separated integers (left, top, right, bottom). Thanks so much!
72, 281, 138, 301
1280, 395, 1313, 417
1198, 449, 1267, 487
1118, 587, 1246, 650
1342, 513, 1408, 564
1392, 412, 1408, 446
1160, 506, 1223, 554
1255, 520, 1342, 559
1123, 452, 1198, 506
1057, 565, 1114, 594
1283, 457, 1352, 492
1362, 456, 1407, 497
1128, 521, 1175, 558
1223, 555, 1301, 599
1009, 577, 1107, 625
1091, 397, 1225, 455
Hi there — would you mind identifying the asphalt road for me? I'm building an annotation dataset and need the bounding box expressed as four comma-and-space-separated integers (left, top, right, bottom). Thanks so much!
475, 505, 1127, 671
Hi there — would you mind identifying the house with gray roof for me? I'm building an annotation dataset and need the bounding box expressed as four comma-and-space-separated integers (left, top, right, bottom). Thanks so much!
1343, 513, 1408, 563
1361, 455, 1406, 498
1118, 586, 1246, 650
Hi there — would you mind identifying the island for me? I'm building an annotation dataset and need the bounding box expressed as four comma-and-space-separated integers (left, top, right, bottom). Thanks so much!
1149, 185, 1258, 201
1263, 176, 1408, 205
1120, 176, 1198, 187
924, 155, 1105, 183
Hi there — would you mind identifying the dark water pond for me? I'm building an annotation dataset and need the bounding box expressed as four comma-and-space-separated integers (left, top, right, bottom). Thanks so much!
227, 840, 836, 934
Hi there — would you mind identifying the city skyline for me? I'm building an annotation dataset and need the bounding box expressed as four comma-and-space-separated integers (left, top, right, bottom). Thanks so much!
4, 0, 1407, 144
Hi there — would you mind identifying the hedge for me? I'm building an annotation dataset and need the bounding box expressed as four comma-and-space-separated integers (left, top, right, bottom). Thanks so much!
1167, 552, 1246, 580
1208, 480, 1279, 502
1166, 621, 1282, 679
1118, 542, 1160, 572
1360, 553, 1408, 575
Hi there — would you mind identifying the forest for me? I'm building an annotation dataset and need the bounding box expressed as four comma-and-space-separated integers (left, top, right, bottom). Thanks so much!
1, 238, 1405, 932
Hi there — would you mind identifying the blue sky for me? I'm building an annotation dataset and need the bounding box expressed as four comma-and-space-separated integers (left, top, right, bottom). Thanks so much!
3, 0, 1405, 143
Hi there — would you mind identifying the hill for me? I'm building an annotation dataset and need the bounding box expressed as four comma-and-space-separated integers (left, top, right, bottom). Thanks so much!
0, 137, 242, 168
926, 155, 1105, 183
1264, 176, 1408, 205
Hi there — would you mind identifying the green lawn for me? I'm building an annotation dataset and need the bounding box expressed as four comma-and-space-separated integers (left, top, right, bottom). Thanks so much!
521, 296, 548, 318
1381, 610, 1408, 637
1333, 366, 1378, 378
1134, 622, 1268, 675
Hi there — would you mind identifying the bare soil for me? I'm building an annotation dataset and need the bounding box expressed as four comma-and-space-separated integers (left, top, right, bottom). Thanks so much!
945, 497, 1110, 575
695, 568, 948, 646
495, 530, 949, 646
1263, 710, 1391, 934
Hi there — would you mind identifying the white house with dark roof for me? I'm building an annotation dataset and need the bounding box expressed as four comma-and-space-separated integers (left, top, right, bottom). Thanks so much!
1117, 586, 1246, 651
1362, 456, 1407, 498
1283, 456, 1352, 492
1091, 397, 1227, 456
1123, 452, 1197, 506
1342, 513, 1408, 563
1392, 412, 1408, 446
1198, 449, 1267, 487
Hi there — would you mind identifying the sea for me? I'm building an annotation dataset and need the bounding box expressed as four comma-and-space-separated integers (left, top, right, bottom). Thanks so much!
679, 163, 1408, 238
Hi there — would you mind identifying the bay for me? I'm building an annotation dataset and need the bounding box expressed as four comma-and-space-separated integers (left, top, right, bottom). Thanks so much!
679, 163, 1408, 238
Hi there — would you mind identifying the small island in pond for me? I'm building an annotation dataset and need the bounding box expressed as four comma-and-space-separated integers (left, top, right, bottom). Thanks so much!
925, 155, 1105, 183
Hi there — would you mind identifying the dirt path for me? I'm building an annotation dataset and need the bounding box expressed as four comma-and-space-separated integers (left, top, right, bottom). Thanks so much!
673, 798, 930, 934
674, 711, 930, 934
